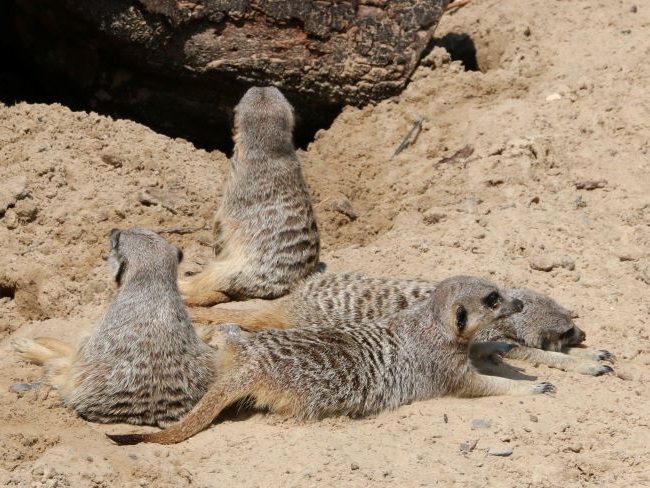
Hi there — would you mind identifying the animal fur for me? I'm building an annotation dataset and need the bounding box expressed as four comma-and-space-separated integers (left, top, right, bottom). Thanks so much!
179, 86, 319, 306
13, 227, 216, 427
108, 276, 554, 445
191, 272, 614, 376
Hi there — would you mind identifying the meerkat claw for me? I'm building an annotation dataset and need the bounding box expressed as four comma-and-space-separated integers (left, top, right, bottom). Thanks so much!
595, 350, 615, 362
532, 382, 556, 394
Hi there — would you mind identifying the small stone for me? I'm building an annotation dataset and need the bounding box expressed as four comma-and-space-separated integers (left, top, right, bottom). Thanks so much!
0, 175, 29, 216
575, 179, 607, 190
421, 46, 451, 68
574, 195, 587, 208
630, 5, 637, 13
10, 382, 41, 393
423, 208, 446, 225
459, 439, 478, 453
350, 462, 360, 471
488, 447, 514, 457
443, 413, 448, 423
15, 200, 38, 224
529, 255, 575, 272
523, 26, 531, 37
325, 194, 358, 221
471, 418, 492, 430
546, 93, 562, 102
529, 415, 538, 423
128, 453, 138, 460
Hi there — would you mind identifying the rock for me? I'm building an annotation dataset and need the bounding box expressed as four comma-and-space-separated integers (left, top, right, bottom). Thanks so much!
15, 200, 38, 224
325, 194, 358, 221
0, 175, 29, 217
546, 93, 562, 101
529, 415, 538, 423
4, 0, 448, 149
630, 5, 638, 13
529, 255, 576, 272
350, 462, 360, 471
423, 208, 447, 225
470, 418, 492, 430
575, 179, 607, 190
488, 447, 514, 457
10, 382, 41, 393
421, 46, 451, 68
459, 440, 478, 453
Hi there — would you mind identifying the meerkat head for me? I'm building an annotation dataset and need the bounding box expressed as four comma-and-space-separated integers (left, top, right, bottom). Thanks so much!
232, 86, 295, 160
506, 288, 585, 351
107, 227, 183, 288
432, 276, 524, 345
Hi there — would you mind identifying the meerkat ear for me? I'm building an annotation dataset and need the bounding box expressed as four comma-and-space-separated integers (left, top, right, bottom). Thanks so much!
109, 229, 121, 250
176, 247, 184, 263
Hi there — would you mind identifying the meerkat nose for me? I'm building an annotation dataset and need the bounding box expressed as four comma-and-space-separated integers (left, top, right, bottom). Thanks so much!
577, 328, 586, 342
512, 298, 524, 313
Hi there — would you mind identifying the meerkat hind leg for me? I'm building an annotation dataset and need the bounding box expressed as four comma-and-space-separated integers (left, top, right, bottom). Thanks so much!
459, 371, 555, 397
504, 346, 613, 376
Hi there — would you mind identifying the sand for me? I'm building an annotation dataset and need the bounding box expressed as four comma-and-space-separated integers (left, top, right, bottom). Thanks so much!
1, 0, 649, 486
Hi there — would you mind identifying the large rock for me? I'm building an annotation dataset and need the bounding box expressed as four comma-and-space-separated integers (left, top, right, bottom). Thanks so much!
1, 0, 448, 149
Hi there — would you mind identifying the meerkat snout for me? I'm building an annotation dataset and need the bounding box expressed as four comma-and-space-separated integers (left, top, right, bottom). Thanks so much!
560, 325, 586, 346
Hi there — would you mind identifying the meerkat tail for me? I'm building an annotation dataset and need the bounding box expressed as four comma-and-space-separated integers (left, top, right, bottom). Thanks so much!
107, 374, 253, 445
191, 299, 292, 331
504, 346, 614, 376
458, 371, 556, 397
179, 261, 242, 307
12, 336, 72, 365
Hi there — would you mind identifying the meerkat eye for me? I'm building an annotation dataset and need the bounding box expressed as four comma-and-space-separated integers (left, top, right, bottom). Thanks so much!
559, 327, 575, 340
456, 306, 467, 332
176, 248, 184, 263
483, 291, 501, 309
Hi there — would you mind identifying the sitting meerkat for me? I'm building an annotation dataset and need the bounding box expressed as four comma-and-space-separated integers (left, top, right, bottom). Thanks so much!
191, 272, 613, 376
108, 276, 554, 445
179, 86, 320, 307
12, 228, 216, 427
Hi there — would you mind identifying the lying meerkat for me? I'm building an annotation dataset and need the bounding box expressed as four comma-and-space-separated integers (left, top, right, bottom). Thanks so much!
179, 86, 319, 307
12, 228, 216, 427
191, 272, 613, 376
108, 276, 554, 445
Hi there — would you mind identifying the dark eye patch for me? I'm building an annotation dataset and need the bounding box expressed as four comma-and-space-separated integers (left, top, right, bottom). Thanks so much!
483, 291, 501, 309
559, 327, 575, 340
456, 306, 467, 332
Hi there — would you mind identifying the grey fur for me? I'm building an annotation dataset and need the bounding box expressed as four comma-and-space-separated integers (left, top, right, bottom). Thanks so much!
14, 228, 216, 427
179, 86, 319, 305
108, 276, 552, 445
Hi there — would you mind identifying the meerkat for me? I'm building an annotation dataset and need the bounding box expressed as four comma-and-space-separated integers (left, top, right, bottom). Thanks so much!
179, 86, 319, 307
108, 276, 555, 445
190, 272, 614, 376
12, 227, 216, 427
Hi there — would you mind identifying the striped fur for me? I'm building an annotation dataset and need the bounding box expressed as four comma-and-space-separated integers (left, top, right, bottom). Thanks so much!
180, 87, 319, 305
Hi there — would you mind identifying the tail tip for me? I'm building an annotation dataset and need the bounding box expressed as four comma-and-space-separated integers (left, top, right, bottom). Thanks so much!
106, 433, 147, 446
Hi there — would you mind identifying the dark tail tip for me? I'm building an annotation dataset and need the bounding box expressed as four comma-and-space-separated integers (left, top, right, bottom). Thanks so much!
106, 433, 148, 445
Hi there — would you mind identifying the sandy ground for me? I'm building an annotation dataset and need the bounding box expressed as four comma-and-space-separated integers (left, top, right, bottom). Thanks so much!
1, 0, 650, 486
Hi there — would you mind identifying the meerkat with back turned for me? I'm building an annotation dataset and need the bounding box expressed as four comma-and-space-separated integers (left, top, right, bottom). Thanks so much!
191, 272, 614, 376
109, 276, 555, 445
12, 227, 216, 427
179, 86, 319, 307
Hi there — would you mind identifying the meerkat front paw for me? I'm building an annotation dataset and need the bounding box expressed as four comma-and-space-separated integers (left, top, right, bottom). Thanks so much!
593, 350, 615, 362
587, 364, 614, 376
531, 382, 556, 394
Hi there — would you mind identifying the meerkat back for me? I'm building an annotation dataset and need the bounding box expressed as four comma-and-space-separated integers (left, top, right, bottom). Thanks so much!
66, 228, 216, 427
